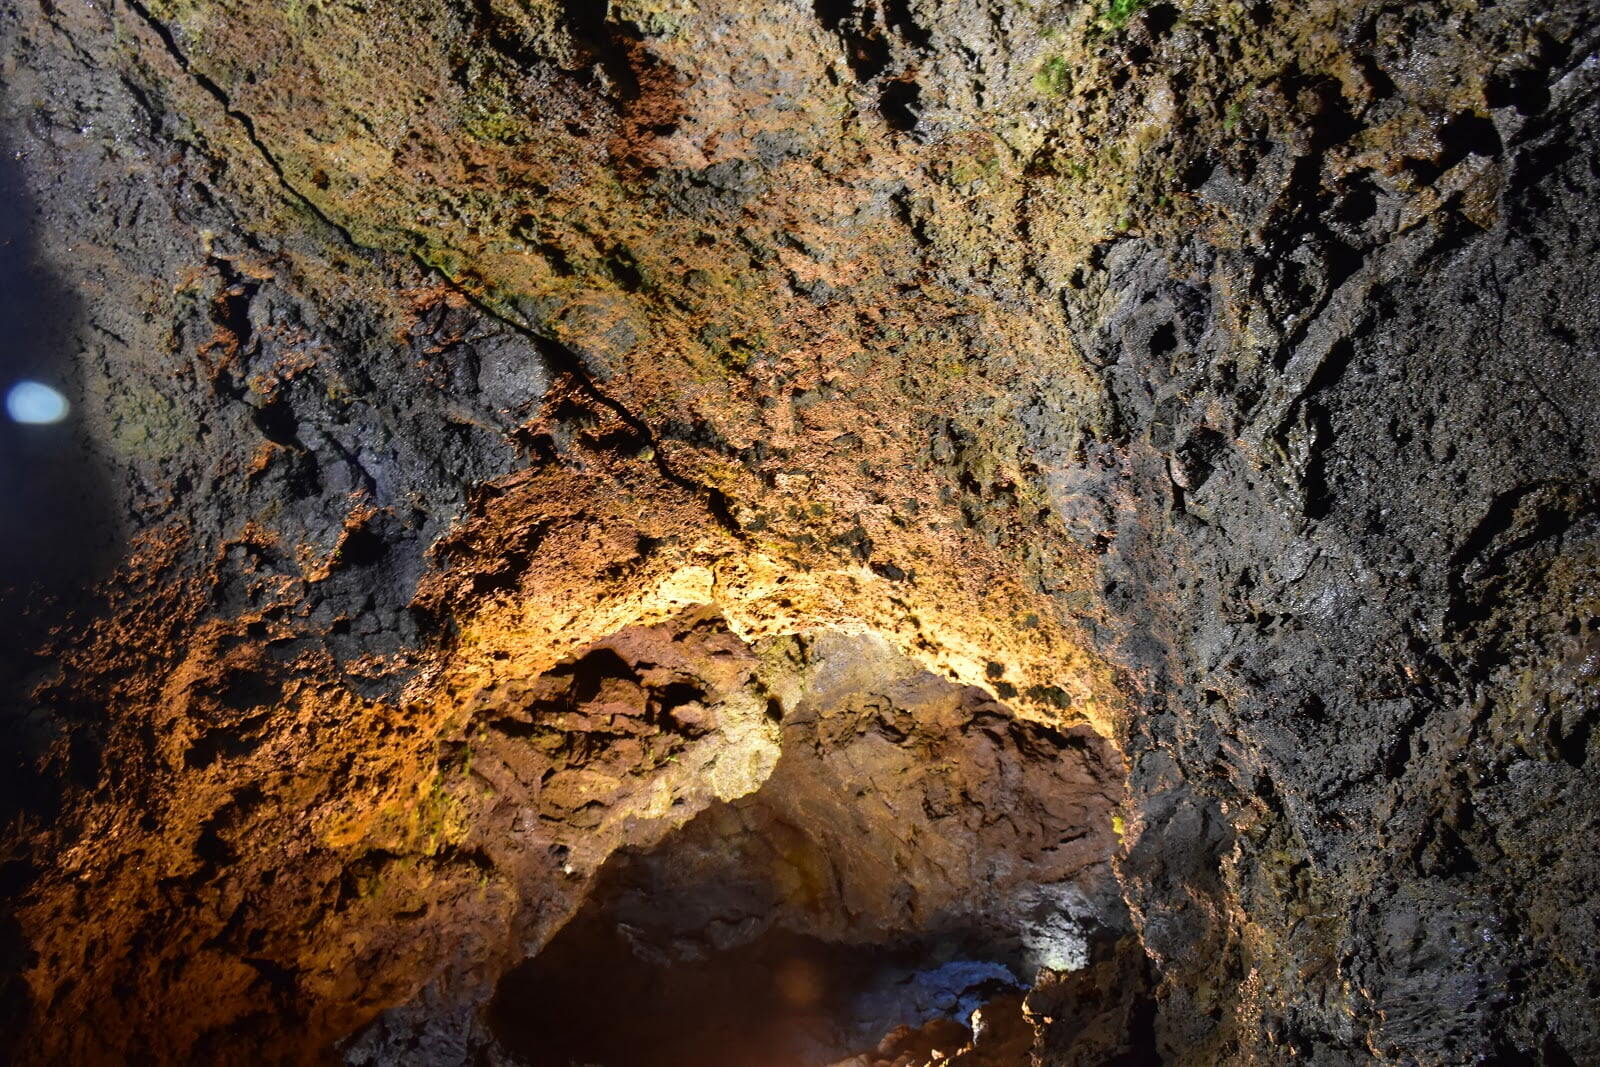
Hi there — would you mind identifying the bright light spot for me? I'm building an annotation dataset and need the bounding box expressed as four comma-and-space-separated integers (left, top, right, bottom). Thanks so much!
6, 380, 69, 425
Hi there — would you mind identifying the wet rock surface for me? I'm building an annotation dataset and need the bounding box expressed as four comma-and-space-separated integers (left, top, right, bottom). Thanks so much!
0, 0, 1597, 1063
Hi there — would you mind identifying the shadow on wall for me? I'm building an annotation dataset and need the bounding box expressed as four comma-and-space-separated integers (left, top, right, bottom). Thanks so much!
0, 131, 120, 608
0, 120, 123, 758
0, 120, 123, 1035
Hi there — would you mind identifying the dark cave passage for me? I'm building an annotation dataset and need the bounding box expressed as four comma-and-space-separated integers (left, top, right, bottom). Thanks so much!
488, 633, 1130, 1066
491, 911, 1021, 1067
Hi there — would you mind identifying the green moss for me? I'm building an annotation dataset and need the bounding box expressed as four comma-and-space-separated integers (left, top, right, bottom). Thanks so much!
1034, 54, 1072, 96
696, 321, 766, 374
324, 373, 351, 405
612, 0, 696, 38
1223, 100, 1245, 133
463, 106, 525, 144
285, 0, 329, 30
104, 381, 193, 463
1102, 0, 1150, 27
408, 763, 471, 857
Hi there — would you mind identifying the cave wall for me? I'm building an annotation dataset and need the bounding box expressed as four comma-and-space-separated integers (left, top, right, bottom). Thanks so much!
0, 0, 1597, 1063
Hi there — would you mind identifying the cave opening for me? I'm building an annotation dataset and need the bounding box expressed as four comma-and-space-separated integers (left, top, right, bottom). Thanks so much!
490, 871, 1026, 1067
486, 632, 1129, 1066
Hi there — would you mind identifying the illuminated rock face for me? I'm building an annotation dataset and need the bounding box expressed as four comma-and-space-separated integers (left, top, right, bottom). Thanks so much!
1, 0, 1598, 1064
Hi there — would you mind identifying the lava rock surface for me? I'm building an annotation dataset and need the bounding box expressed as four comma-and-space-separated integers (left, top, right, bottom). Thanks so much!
0, 0, 1596, 1063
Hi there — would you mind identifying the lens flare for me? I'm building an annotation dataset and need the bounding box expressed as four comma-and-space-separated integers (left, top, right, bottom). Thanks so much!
5, 380, 69, 425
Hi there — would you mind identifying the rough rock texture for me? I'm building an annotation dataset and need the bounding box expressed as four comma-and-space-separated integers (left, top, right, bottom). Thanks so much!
0, 0, 1597, 1063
